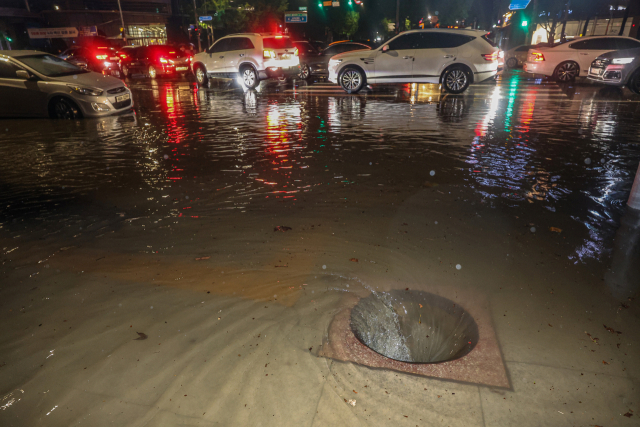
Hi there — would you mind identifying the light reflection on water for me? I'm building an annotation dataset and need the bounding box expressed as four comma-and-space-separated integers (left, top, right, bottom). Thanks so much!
0, 75, 639, 264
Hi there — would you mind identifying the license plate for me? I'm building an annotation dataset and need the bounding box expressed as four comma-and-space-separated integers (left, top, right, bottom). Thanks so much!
115, 93, 130, 103
176, 67, 188, 71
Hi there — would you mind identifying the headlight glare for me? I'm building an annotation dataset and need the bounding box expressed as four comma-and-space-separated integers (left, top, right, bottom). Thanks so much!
612, 57, 634, 65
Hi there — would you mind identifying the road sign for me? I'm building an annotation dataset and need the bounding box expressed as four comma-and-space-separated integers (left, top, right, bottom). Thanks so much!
332, 1, 339, 6
199, 16, 213, 21
323, 1, 332, 6
285, 11, 308, 23
299, 6, 307, 10
509, 0, 531, 10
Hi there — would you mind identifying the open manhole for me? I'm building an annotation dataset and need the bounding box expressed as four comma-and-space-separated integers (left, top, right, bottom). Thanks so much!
350, 290, 479, 363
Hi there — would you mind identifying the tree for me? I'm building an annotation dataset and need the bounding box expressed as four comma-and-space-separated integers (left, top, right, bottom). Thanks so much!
330, 10, 359, 39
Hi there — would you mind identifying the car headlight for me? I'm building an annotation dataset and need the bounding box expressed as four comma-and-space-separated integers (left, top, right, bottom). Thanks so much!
68, 85, 103, 96
612, 57, 634, 65
329, 59, 343, 66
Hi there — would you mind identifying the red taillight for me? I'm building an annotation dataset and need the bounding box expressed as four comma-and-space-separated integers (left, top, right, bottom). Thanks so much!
186, 56, 191, 63
481, 52, 498, 62
275, 35, 283, 39
532, 52, 545, 61
119, 53, 127, 59
159, 57, 168, 64
96, 55, 108, 60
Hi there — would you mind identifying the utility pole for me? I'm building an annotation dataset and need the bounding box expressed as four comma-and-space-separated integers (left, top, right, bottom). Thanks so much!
193, 0, 202, 52
23, 0, 31, 13
395, 0, 400, 34
116, 0, 127, 43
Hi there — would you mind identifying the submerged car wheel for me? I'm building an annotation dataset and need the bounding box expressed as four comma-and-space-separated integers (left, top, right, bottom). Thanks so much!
195, 65, 208, 85
299, 63, 310, 80
628, 69, 640, 95
339, 67, 365, 94
50, 98, 81, 119
554, 61, 579, 82
506, 57, 518, 69
148, 65, 158, 79
241, 66, 258, 89
442, 66, 470, 94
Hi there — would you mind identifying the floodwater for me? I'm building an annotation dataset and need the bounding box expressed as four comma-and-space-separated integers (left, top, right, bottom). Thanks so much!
1, 71, 639, 426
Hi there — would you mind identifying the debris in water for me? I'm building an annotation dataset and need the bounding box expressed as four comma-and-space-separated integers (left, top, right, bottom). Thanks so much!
585, 332, 599, 344
274, 226, 292, 232
344, 399, 356, 406
603, 325, 621, 335
549, 227, 562, 233
134, 332, 148, 340
195, 256, 210, 261
349, 258, 358, 262
602, 360, 610, 365
623, 411, 633, 418
456, 264, 462, 270
322, 265, 327, 270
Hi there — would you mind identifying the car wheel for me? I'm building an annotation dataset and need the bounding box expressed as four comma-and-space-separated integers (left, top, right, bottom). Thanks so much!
339, 66, 365, 93
628, 69, 640, 95
148, 65, 157, 79
241, 66, 259, 89
442, 66, 470, 94
506, 57, 518, 69
299, 63, 310, 80
122, 65, 130, 78
50, 98, 82, 119
194, 65, 208, 85
554, 61, 579, 82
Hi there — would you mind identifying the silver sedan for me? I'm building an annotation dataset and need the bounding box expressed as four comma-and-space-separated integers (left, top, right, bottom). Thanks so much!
0, 50, 133, 119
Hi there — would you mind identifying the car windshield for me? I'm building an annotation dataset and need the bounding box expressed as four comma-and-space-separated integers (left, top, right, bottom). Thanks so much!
263, 37, 294, 49
18, 54, 88, 77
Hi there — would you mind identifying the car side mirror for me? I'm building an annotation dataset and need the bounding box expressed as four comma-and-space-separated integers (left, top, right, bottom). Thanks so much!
16, 70, 33, 80
382, 45, 390, 52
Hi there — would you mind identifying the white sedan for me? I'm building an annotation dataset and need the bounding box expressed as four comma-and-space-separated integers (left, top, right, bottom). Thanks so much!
523, 36, 640, 82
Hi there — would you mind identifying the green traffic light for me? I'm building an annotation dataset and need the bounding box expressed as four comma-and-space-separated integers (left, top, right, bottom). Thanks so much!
348, 0, 352, 4
521, 20, 528, 27
318, 2, 322, 6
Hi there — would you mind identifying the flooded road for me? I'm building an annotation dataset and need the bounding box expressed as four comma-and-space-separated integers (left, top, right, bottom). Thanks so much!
1, 71, 639, 426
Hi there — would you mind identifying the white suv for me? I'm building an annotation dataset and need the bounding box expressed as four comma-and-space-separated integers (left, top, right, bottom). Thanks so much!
523, 36, 640, 82
328, 29, 499, 94
192, 33, 300, 88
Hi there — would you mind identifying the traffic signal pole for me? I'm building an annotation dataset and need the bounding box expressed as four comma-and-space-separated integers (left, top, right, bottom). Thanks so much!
193, 0, 202, 52
116, 0, 126, 43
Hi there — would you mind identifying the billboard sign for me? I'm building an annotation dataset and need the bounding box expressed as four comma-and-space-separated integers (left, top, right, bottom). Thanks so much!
28, 27, 78, 39
199, 16, 213, 21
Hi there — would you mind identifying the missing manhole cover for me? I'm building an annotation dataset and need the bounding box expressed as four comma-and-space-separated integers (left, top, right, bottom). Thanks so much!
350, 290, 479, 363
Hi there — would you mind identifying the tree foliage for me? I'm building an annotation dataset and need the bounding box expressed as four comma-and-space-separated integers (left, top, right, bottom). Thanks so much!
329, 10, 360, 39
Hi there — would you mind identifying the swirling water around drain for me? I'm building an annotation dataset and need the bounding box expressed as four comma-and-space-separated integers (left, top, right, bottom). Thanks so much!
350, 290, 479, 363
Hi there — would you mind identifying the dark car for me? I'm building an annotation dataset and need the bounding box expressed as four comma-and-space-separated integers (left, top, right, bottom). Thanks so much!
59, 45, 119, 73
298, 41, 371, 80
588, 47, 640, 94
120, 45, 191, 79
293, 41, 320, 79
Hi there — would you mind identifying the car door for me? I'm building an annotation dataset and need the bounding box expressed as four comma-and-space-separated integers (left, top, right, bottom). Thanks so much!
0, 60, 48, 117
372, 33, 420, 82
223, 37, 252, 73
412, 32, 471, 82
571, 38, 618, 76
205, 39, 231, 73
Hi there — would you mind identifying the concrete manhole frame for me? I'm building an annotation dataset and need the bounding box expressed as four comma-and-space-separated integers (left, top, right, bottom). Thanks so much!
319, 288, 510, 388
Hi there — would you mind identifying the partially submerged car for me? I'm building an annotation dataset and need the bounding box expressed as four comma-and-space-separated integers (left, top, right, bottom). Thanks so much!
0, 50, 133, 119
588, 47, 640, 94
